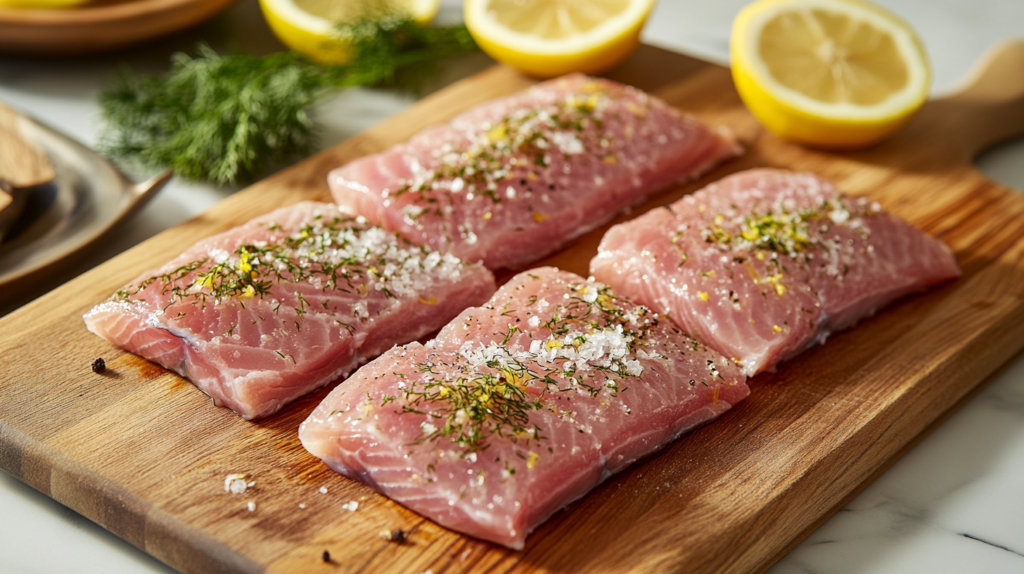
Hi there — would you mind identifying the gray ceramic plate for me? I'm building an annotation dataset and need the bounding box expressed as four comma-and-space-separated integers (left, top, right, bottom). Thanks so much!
0, 110, 171, 296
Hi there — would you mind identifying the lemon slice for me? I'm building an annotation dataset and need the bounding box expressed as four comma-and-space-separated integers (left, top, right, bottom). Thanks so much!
731, 0, 931, 149
260, 0, 441, 64
464, 0, 656, 78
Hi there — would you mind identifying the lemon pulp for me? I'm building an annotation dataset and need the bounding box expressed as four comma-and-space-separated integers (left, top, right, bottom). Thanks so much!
731, 0, 931, 148
464, 0, 655, 78
293, 0, 376, 22
260, 0, 440, 64
761, 9, 910, 106
487, 0, 633, 39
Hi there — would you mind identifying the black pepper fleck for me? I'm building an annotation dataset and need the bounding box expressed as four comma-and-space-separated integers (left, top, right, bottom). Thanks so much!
322, 550, 330, 562
91, 358, 106, 374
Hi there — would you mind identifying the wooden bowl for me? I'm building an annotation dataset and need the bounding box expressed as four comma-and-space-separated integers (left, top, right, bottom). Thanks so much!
0, 0, 238, 55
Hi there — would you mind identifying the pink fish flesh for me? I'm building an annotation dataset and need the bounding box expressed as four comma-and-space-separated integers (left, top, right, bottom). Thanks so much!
299, 267, 749, 549
329, 74, 740, 269
591, 169, 961, 376
84, 202, 496, 419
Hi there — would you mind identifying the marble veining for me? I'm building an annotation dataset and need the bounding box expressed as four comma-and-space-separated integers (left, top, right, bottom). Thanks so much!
768, 356, 1024, 574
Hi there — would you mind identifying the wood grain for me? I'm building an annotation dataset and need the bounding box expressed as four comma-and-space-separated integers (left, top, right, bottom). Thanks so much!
1, 43, 1024, 574
0, 102, 54, 187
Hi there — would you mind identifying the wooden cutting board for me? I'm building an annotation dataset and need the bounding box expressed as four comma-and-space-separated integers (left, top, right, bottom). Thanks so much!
2, 43, 1024, 574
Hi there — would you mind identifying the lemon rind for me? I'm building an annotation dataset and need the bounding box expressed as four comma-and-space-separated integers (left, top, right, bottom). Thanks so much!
464, 0, 655, 57
733, 0, 931, 122
262, 0, 335, 37
732, 63, 917, 148
260, 0, 440, 64
264, 0, 438, 33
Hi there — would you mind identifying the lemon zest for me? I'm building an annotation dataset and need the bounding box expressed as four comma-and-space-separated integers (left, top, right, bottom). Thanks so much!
527, 451, 541, 469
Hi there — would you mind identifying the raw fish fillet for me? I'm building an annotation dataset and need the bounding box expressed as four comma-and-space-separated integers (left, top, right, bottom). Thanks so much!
591, 169, 961, 376
299, 267, 749, 549
329, 74, 740, 269
84, 202, 496, 419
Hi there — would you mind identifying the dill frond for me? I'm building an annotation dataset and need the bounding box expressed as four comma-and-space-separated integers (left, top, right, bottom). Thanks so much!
98, 15, 478, 186
338, 13, 478, 90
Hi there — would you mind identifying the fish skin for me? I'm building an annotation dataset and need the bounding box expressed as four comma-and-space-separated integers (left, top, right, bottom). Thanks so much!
84, 202, 496, 419
591, 169, 962, 376
299, 267, 749, 549
329, 74, 741, 270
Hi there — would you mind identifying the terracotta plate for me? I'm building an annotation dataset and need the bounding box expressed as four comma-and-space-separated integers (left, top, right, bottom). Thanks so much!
0, 0, 238, 55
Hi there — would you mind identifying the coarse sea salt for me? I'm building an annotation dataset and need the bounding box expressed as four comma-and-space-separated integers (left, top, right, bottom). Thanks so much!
85, 201, 496, 421
224, 473, 249, 495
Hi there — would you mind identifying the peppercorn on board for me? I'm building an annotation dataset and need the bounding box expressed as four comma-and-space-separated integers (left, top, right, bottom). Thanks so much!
1, 43, 1024, 574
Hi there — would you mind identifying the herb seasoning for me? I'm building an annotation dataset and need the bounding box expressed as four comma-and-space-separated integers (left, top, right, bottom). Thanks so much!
374, 278, 674, 463
672, 191, 881, 307
111, 210, 467, 333
392, 84, 613, 206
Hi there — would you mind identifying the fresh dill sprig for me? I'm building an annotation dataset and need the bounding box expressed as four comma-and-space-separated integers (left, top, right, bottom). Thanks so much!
337, 12, 478, 90
99, 47, 330, 185
98, 15, 478, 186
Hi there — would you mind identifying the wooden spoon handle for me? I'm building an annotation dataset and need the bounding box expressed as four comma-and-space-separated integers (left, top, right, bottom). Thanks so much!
0, 102, 55, 188
0, 181, 11, 213
927, 41, 1024, 160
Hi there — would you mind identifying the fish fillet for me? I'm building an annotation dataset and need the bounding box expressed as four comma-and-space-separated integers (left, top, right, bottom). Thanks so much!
84, 202, 496, 419
329, 74, 740, 269
591, 169, 961, 375
299, 267, 749, 548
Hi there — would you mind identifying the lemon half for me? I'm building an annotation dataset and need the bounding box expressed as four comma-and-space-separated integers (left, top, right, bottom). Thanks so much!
464, 0, 656, 78
731, 0, 931, 149
260, 0, 441, 64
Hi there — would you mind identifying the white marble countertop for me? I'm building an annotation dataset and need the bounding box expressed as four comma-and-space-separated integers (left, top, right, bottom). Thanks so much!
1, 1, 1022, 572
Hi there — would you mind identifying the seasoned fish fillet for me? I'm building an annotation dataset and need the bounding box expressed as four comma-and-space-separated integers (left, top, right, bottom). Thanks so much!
84, 202, 496, 419
299, 267, 749, 548
591, 169, 961, 376
329, 74, 740, 269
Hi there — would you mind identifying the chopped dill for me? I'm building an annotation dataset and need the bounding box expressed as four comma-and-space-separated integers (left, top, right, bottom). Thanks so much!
700, 196, 869, 259
113, 213, 456, 317
391, 85, 611, 205
388, 281, 662, 455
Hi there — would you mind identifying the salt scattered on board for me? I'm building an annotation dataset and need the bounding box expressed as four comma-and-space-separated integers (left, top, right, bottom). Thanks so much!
224, 473, 250, 495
